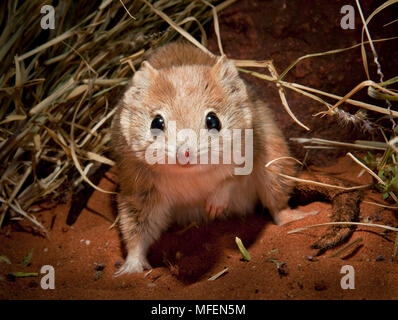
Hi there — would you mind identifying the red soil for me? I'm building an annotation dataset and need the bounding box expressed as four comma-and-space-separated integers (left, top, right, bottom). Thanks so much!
1, 157, 398, 299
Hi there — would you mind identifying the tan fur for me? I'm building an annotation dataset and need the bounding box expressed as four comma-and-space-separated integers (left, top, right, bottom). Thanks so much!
111, 42, 296, 275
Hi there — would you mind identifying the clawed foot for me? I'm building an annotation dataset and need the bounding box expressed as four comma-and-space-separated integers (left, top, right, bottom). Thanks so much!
273, 208, 319, 226
114, 254, 152, 277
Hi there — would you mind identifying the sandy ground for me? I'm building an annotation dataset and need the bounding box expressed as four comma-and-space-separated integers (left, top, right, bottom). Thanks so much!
1, 157, 398, 299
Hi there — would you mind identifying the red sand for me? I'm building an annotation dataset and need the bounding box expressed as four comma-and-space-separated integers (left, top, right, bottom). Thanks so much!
1, 157, 398, 299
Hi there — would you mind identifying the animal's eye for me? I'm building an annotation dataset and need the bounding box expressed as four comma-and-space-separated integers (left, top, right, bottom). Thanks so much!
151, 115, 165, 131
205, 112, 221, 131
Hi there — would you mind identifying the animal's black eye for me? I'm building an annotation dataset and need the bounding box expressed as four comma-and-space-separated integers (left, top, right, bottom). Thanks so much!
151, 115, 165, 131
206, 112, 221, 131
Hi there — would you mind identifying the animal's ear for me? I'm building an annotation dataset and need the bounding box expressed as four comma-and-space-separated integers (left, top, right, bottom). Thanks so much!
141, 61, 159, 78
211, 55, 245, 96
132, 61, 159, 90
211, 55, 238, 82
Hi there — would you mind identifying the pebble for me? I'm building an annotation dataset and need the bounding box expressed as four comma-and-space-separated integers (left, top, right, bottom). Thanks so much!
28, 281, 39, 288
147, 283, 156, 288
94, 262, 106, 271
314, 281, 327, 291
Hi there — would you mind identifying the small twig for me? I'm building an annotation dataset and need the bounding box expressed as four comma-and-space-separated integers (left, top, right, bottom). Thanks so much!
356, 0, 395, 128
201, 0, 223, 55
119, 0, 136, 20
141, 0, 212, 56
265, 156, 303, 168
275, 172, 371, 191
346, 152, 385, 185
291, 137, 386, 151
288, 221, 398, 234
235, 237, 251, 261
208, 267, 229, 281
109, 214, 120, 230
175, 221, 199, 235
363, 200, 398, 210
239, 67, 310, 131
330, 237, 363, 258
326, 80, 398, 115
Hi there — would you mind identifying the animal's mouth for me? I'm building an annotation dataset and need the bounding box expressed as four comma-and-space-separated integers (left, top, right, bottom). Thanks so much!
176, 162, 196, 168
174, 147, 199, 168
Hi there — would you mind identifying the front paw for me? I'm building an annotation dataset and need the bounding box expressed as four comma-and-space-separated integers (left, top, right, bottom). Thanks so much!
273, 208, 319, 226
206, 193, 229, 220
114, 254, 152, 276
